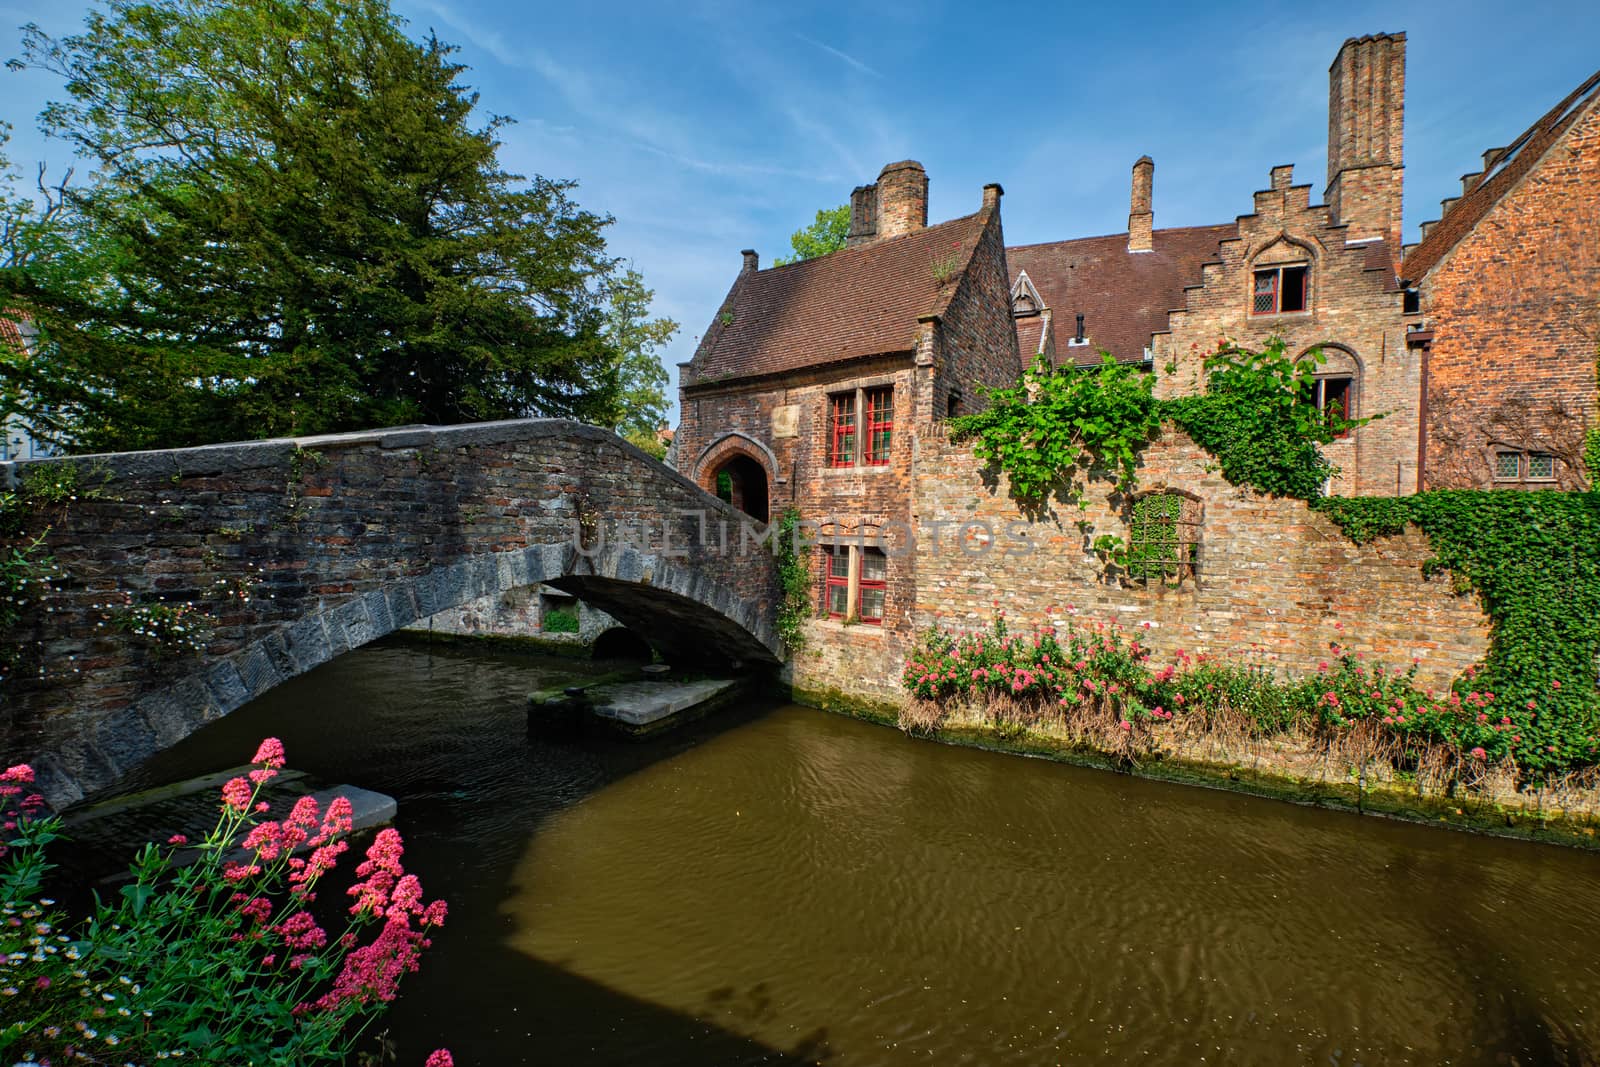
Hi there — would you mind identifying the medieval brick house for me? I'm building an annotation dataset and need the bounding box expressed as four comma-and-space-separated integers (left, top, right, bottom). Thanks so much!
676, 29, 1598, 670
675, 162, 1018, 635
1009, 33, 1419, 496
1401, 67, 1600, 490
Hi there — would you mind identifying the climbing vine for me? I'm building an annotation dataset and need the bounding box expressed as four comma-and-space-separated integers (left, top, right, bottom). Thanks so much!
1314, 490, 1600, 775
950, 339, 1600, 779
950, 339, 1360, 511
772, 508, 812, 653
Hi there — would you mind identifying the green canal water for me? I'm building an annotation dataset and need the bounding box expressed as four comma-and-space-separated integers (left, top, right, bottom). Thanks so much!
117, 638, 1600, 1065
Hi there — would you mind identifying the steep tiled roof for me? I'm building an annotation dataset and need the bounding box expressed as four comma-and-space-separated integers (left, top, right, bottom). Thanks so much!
684, 212, 987, 387
1404, 68, 1600, 282
0, 314, 31, 354
1006, 224, 1236, 367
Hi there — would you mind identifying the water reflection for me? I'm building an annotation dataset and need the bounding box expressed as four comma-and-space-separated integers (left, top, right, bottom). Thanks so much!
120, 639, 1600, 1065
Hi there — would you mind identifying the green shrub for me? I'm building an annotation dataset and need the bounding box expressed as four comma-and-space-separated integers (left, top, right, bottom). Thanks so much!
542, 604, 580, 634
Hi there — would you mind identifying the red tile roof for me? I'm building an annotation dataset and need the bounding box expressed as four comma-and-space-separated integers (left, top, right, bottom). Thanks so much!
1403, 68, 1600, 282
1007, 224, 1236, 367
683, 211, 988, 387
0, 313, 29, 353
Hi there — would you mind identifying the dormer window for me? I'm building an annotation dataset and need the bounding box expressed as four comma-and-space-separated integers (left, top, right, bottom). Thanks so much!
1010, 271, 1044, 318
1252, 264, 1309, 315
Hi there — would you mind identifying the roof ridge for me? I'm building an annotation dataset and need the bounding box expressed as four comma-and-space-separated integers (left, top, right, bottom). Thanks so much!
758, 210, 984, 276
1404, 65, 1600, 281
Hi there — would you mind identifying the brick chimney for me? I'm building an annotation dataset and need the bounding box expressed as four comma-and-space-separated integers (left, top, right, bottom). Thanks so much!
1128, 156, 1154, 253
875, 160, 928, 240
1326, 32, 1406, 250
846, 183, 878, 248
740, 249, 759, 273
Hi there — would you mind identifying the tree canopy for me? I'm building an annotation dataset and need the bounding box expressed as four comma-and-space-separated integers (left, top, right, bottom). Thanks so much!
774, 204, 848, 266
0, 0, 656, 453
602, 266, 677, 446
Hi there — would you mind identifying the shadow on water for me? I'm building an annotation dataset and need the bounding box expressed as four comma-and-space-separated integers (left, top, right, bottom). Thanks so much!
67, 637, 831, 1066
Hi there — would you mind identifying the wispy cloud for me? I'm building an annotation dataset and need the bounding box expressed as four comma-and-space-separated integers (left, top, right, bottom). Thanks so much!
792, 32, 882, 79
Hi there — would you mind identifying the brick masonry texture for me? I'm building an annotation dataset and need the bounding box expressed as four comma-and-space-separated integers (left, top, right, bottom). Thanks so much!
791, 428, 1493, 710
1, 420, 780, 807
1413, 96, 1600, 489
1152, 164, 1419, 497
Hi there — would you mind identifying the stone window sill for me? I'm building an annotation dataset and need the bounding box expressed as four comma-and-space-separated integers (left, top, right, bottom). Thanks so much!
822, 463, 895, 476
811, 618, 886, 636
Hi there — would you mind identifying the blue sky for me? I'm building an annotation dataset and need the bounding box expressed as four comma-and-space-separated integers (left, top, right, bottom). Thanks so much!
3, 0, 1597, 422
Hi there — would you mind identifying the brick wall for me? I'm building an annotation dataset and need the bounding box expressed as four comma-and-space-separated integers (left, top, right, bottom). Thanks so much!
2, 421, 780, 805
1417, 100, 1600, 490
1153, 164, 1419, 496
934, 199, 1023, 420
794, 427, 1492, 711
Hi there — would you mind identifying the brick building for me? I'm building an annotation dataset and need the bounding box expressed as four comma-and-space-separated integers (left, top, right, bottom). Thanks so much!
1402, 68, 1600, 490
676, 162, 1017, 639
675, 30, 1594, 705
1010, 33, 1418, 496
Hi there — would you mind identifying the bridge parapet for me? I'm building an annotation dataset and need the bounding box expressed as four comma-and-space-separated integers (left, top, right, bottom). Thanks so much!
1, 419, 781, 807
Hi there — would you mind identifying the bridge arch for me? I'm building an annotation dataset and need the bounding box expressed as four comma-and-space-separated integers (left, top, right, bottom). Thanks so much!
1, 419, 781, 808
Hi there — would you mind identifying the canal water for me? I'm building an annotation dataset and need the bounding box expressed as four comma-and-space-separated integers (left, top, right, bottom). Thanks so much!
114, 639, 1600, 1066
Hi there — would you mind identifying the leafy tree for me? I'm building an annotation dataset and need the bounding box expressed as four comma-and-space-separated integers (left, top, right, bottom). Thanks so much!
602, 266, 677, 445
4, 0, 623, 452
774, 204, 848, 266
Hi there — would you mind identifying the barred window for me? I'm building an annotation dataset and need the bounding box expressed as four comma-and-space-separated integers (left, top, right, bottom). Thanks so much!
1127, 492, 1201, 586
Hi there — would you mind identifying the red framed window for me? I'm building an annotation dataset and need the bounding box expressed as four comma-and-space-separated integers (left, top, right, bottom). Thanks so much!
865, 387, 893, 465
858, 548, 886, 624
829, 393, 856, 468
1252, 264, 1308, 315
824, 546, 850, 617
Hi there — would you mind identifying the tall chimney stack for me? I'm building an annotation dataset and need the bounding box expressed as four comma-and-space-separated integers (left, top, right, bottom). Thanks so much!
1128, 156, 1154, 253
846, 183, 878, 248
875, 160, 929, 240
1326, 32, 1406, 250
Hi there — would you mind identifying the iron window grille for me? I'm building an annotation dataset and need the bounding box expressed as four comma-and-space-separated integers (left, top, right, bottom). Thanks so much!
1127, 493, 1202, 586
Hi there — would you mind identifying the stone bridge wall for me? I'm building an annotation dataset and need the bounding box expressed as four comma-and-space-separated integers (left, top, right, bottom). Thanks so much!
1, 420, 780, 806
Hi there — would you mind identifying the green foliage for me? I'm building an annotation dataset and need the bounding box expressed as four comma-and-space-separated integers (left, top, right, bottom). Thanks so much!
621, 427, 668, 460
1125, 493, 1194, 584
1585, 424, 1600, 487
773, 508, 812, 652
1315, 490, 1600, 774
542, 604, 580, 634
0, 744, 450, 1065
952, 339, 1364, 511
901, 614, 1599, 784
949, 354, 1161, 510
773, 205, 849, 266
603, 267, 678, 442
5, 0, 626, 452
1164, 341, 1364, 500
103, 596, 215, 657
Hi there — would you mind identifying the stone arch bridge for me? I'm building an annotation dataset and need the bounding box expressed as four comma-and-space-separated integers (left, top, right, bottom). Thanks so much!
1, 420, 783, 807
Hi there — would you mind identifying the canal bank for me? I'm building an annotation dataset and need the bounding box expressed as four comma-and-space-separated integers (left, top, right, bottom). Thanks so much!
792, 684, 1600, 850
91, 638, 1600, 1066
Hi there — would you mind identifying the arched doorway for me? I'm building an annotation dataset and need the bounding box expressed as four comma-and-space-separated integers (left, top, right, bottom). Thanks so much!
710, 453, 769, 524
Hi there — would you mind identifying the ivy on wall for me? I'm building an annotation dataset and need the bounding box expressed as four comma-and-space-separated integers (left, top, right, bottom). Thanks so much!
950, 339, 1359, 512
951, 338, 1600, 778
1314, 490, 1600, 774
772, 508, 811, 653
